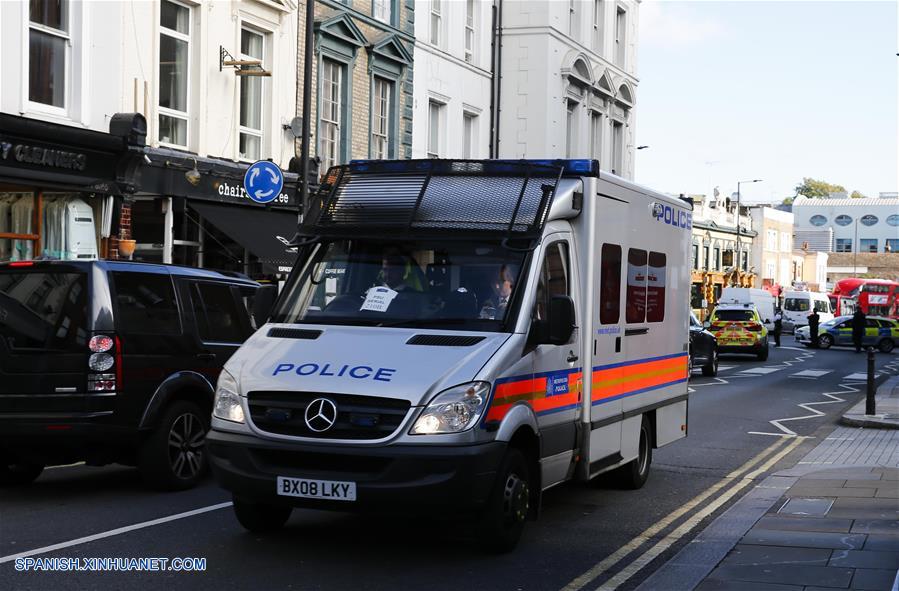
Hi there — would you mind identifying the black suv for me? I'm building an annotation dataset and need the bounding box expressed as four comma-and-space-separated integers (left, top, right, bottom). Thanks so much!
0, 260, 264, 490
689, 311, 718, 377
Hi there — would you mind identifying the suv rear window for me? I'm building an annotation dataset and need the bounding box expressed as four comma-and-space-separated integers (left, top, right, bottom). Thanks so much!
112, 272, 181, 335
714, 309, 755, 322
0, 271, 88, 350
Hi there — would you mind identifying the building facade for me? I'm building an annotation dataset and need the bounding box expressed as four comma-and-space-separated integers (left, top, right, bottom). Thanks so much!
298, 0, 415, 172
1, 0, 304, 278
792, 195, 899, 255
749, 206, 795, 295
495, 0, 640, 177
688, 192, 757, 319
411, 0, 493, 158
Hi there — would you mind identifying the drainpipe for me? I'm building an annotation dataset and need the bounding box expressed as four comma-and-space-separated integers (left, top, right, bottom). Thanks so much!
489, 0, 503, 158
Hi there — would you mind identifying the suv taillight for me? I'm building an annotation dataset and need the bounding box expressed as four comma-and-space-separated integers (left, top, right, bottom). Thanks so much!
88, 333, 119, 392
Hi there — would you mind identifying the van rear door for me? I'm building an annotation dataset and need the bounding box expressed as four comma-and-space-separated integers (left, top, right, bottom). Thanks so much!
0, 266, 89, 412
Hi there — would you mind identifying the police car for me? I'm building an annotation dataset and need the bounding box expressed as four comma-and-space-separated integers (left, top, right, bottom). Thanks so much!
795, 315, 898, 353
705, 303, 769, 360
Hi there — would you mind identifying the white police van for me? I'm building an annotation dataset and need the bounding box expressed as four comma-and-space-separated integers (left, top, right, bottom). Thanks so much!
207, 159, 692, 551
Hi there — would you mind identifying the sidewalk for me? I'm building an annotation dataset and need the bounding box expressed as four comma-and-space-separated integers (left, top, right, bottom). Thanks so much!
637, 379, 899, 591
841, 375, 899, 430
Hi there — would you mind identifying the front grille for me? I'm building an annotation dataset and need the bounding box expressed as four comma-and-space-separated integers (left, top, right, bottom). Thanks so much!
247, 391, 410, 440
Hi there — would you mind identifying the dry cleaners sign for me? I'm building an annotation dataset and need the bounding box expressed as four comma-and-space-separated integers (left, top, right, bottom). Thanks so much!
0, 140, 87, 171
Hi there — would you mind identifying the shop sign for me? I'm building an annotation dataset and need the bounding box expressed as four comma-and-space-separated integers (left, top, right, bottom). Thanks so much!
214, 180, 294, 207
0, 139, 88, 171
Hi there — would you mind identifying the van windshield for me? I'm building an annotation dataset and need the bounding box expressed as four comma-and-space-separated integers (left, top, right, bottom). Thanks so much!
271, 239, 528, 331
784, 298, 810, 312
0, 270, 88, 350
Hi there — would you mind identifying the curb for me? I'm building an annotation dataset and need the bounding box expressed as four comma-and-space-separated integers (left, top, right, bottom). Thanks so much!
839, 414, 899, 429
839, 374, 899, 430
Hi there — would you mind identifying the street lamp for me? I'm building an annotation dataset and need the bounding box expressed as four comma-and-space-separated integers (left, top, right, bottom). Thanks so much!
734, 179, 762, 286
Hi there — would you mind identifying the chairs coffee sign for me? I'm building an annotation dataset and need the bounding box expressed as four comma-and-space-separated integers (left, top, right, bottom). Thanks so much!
243, 160, 284, 204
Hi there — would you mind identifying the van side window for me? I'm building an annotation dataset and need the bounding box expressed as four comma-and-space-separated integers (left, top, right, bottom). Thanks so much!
599, 243, 621, 324
814, 300, 829, 313
112, 272, 180, 335
625, 248, 647, 323
646, 251, 666, 322
193, 283, 248, 343
535, 242, 570, 321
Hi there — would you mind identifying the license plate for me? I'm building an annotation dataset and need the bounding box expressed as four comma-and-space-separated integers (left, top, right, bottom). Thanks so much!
276, 476, 356, 501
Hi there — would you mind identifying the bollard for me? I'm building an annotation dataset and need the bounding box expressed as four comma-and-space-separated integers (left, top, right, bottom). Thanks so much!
866, 347, 876, 415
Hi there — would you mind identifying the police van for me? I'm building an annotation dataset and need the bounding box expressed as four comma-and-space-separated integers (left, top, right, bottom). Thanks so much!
207, 159, 692, 551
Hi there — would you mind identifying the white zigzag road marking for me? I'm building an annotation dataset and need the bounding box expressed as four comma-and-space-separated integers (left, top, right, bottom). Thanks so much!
748, 380, 859, 438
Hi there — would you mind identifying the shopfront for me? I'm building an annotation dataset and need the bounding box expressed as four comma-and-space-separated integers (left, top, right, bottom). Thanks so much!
0, 113, 146, 262
131, 148, 301, 281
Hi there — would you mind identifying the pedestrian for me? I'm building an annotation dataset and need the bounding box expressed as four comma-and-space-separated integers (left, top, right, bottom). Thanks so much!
808, 309, 820, 349
851, 308, 866, 353
773, 308, 782, 347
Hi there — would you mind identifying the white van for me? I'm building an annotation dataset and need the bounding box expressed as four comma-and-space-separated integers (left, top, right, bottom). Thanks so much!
207, 159, 692, 551
719, 287, 776, 329
782, 290, 832, 332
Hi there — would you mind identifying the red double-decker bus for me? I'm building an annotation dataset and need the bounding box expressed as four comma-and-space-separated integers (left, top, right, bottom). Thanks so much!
829, 278, 899, 318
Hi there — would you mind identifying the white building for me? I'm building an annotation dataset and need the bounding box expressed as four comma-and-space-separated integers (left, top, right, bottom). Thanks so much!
412, 0, 493, 158
749, 206, 795, 291
792, 195, 899, 254
498, 0, 640, 177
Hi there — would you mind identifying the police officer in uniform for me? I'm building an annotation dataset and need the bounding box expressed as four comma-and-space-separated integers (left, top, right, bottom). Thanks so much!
773, 308, 783, 347
852, 308, 866, 353
807, 309, 820, 349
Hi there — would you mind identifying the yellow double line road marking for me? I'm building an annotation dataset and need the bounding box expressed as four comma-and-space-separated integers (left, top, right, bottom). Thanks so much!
562, 436, 803, 591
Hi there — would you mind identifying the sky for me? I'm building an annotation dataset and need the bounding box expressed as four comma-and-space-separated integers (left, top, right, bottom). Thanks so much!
633, 0, 898, 204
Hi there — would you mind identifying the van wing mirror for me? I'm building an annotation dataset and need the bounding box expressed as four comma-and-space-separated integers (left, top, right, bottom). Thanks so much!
252, 284, 279, 327
548, 295, 576, 345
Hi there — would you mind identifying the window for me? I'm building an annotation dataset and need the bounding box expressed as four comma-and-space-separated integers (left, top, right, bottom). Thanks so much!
690, 283, 703, 310
860, 214, 878, 226
886, 239, 899, 253
713, 247, 720, 271
809, 215, 827, 226
159, 0, 191, 146
692, 244, 699, 270
565, 101, 579, 158
427, 100, 443, 157
464, 0, 475, 63
320, 59, 343, 171
600, 243, 621, 324
625, 248, 647, 323
373, 0, 391, 24
29, 0, 69, 108
646, 252, 666, 322
702, 245, 709, 270
239, 27, 265, 161
835, 238, 852, 252
834, 214, 852, 226
814, 299, 830, 313
860, 238, 878, 253
593, 0, 604, 52
722, 249, 734, 267
589, 111, 602, 161
462, 112, 477, 158
741, 251, 748, 271
0, 271, 87, 350
112, 272, 180, 335
611, 120, 623, 175
886, 214, 899, 227
765, 229, 777, 250
192, 283, 248, 343
784, 298, 810, 312
430, 0, 442, 46
371, 77, 391, 159
765, 262, 775, 280
615, 6, 626, 68
535, 242, 570, 324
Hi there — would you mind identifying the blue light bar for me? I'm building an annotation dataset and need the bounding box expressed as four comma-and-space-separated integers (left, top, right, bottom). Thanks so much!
348, 159, 599, 177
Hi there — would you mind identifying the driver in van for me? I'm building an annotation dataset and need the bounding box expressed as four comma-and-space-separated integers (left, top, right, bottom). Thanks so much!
379, 254, 412, 292
479, 265, 514, 320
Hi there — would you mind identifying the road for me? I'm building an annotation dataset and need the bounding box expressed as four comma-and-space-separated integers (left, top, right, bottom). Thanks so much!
2, 338, 896, 591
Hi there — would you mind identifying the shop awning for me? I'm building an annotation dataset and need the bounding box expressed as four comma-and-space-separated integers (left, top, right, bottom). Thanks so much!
189, 201, 299, 274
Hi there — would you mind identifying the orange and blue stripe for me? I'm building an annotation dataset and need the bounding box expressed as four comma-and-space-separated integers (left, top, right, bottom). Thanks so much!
484, 353, 688, 423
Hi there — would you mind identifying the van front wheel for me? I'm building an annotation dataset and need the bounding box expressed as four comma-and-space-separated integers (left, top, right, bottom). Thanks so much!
477, 447, 531, 553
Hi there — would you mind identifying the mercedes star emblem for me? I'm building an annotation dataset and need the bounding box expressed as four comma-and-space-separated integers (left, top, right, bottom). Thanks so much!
304, 398, 338, 432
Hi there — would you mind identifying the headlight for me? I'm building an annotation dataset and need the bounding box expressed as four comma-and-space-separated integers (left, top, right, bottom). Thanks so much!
213, 369, 245, 423
410, 382, 490, 435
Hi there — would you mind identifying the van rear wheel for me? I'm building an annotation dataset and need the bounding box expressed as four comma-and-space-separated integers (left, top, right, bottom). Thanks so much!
233, 498, 292, 533
477, 447, 531, 553
139, 400, 208, 491
613, 416, 652, 490
0, 461, 44, 486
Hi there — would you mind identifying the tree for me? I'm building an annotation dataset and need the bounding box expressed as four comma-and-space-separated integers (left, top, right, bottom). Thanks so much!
850, 190, 867, 199
781, 196, 794, 206
794, 177, 847, 199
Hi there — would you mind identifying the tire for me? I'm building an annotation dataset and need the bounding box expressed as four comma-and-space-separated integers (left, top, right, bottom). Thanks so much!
0, 461, 44, 486
477, 447, 531, 553
233, 498, 292, 533
757, 342, 769, 361
138, 400, 209, 491
612, 416, 652, 490
701, 349, 718, 377
818, 334, 834, 350
878, 339, 895, 353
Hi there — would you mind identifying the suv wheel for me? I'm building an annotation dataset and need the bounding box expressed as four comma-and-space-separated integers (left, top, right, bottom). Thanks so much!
233, 498, 293, 533
139, 400, 208, 491
702, 350, 719, 377
0, 461, 44, 486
